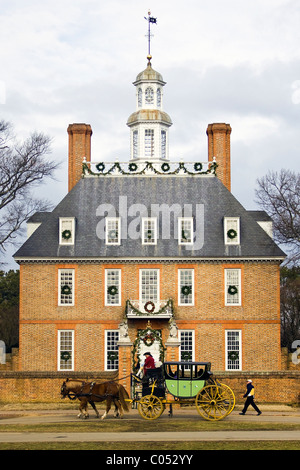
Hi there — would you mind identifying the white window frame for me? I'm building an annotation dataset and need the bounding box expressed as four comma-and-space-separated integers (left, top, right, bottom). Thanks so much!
178, 269, 194, 306
178, 217, 193, 245
145, 129, 155, 158
224, 217, 240, 245
132, 130, 139, 159
225, 268, 241, 306
105, 217, 121, 245
139, 269, 160, 311
58, 269, 75, 306
105, 330, 119, 371
142, 217, 157, 245
161, 130, 166, 159
179, 330, 195, 362
105, 269, 121, 306
225, 330, 242, 371
59, 217, 75, 245
58, 330, 74, 371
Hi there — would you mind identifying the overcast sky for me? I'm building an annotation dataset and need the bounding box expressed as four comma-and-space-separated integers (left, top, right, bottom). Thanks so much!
1, 0, 299, 268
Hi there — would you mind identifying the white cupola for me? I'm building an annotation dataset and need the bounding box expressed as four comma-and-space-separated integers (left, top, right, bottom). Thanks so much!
127, 56, 172, 163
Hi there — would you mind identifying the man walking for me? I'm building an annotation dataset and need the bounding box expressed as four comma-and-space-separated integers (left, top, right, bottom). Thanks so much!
239, 379, 262, 415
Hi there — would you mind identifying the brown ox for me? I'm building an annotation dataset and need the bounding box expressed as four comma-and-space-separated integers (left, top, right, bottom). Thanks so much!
61, 379, 130, 419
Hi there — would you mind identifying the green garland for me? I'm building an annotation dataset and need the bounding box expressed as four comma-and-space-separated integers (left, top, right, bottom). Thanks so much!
61, 285, 72, 295
228, 285, 238, 295
126, 298, 173, 316
83, 160, 218, 177
181, 285, 192, 296
62, 229, 72, 240
227, 229, 237, 239
108, 285, 118, 296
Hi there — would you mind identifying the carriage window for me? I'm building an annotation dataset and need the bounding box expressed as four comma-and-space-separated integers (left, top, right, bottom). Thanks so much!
58, 330, 74, 371
178, 269, 194, 305
179, 330, 194, 363
105, 330, 119, 370
226, 330, 242, 371
105, 269, 121, 306
58, 269, 74, 306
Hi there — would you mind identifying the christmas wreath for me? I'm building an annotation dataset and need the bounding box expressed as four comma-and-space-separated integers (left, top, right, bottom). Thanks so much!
144, 301, 155, 313
194, 162, 202, 172
181, 229, 190, 241
107, 351, 118, 361
62, 229, 72, 240
96, 162, 105, 172
108, 229, 118, 240
228, 351, 239, 361
61, 351, 71, 362
129, 162, 138, 172
147, 229, 153, 239
181, 285, 192, 296
107, 285, 118, 296
161, 162, 170, 172
143, 333, 155, 346
227, 229, 237, 239
228, 285, 238, 295
61, 285, 72, 295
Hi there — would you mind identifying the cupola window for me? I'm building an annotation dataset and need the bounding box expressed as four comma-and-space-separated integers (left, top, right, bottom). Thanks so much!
157, 88, 161, 107
161, 130, 166, 159
138, 88, 142, 107
145, 129, 154, 158
133, 130, 138, 159
145, 86, 154, 104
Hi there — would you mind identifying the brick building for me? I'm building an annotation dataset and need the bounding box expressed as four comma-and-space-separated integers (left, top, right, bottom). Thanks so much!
14, 57, 286, 384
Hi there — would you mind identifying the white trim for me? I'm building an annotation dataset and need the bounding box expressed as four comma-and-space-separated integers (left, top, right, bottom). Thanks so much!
105, 269, 121, 306
225, 268, 242, 306
179, 329, 195, 362
105, 330, 119, 371
178, 217, 193, 245
58, 269, 75, 306
105, 217, 121, 245
225, 329, 242, 371
224, 217, 240, 245
59, 217, 75, 245
142, 217, 157, 245
178, 268, 195, 306
58, 330, 74, 371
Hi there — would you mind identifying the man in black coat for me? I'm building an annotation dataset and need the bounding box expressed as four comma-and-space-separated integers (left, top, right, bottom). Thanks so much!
239, 379, 262, 415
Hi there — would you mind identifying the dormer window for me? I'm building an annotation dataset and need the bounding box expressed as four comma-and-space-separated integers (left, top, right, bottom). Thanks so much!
106, 218, 121, 245
142, 218, 157, 245
59, 217, 75, 245
178, 217, 193, 245
224, 217, 240, 245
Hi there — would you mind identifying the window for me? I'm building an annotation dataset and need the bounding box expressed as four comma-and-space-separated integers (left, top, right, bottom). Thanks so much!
138, 88, 142, 107
161, 130, 166, 159
225, 268, 241, 306
140, 269, 160, 308
105, 330, 119, 370
145, 86, 154, 104
133, 131, 138, 159
58, 330, 74, 371
58, 269, 74, 306
142, 218, 157, 245
179, 330, 194, 362
145, 129, 154, 158
105, 269, 121, 306
157, 88, 161, 107
224, 217, 240, 245
226, 330, 242, 370
106, 218, 121, 245
178, 269, 194, 305
178, 218, 193, 245
59, 217, 75, 245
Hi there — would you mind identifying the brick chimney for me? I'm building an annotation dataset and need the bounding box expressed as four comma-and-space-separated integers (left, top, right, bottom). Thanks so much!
67, 123, 93, 191
206, 123, 232, 192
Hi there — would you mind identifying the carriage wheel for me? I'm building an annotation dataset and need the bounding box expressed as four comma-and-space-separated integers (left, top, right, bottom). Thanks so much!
195, 383, 235, 421
137, 395, 164, 420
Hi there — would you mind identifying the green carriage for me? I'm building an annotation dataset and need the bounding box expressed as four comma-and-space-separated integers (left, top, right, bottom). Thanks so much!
135, 361, 235, 421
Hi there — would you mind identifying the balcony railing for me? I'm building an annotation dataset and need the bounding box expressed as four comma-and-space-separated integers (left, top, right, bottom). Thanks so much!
126, 299, 173, 319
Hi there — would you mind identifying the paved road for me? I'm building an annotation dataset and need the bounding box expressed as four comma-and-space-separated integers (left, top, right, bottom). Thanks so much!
0, 407, 299, 443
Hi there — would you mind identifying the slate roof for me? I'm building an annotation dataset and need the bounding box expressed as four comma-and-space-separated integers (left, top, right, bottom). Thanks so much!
14, 174, 286, 262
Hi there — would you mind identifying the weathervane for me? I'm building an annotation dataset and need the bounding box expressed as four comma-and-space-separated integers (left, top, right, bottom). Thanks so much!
144, 11, 157, 64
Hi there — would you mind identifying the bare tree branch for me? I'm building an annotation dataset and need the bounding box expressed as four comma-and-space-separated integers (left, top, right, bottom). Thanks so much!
0, 120, 60, 256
